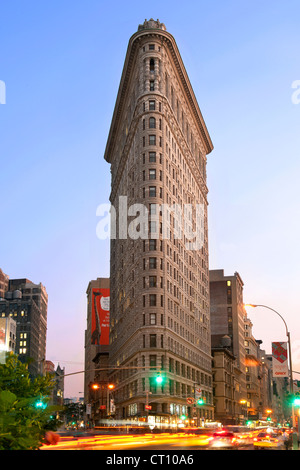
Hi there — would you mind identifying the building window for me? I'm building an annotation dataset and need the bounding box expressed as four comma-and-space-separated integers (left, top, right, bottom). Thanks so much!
149, 169, 156, 180
149, 276, 157, 287
149, 257, 157, 269
227, 287, 232, 304
149, 239, 156, 251
150, 80, 155, 91
149, 117, 156, 128
149, 221, 157, 236
149, 378, 157, 394
149, 204, 156, 216
149, 135, 156, 145
150, 313, 156, 325
149, 100, 155, 110
150, 355, 157, 369
150, 334, 157, 347
150, 59, 155, 72
149, 44, 155, 50
149, 186, 156, 197
149, 294, 157, 306
149, 152, 156, 162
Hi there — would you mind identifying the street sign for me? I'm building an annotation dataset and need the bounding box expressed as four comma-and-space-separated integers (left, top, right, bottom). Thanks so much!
145, 405, 152, 410
187, 397, 195, 404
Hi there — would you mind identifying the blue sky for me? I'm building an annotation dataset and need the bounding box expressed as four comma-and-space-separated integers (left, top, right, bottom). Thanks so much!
1, 0, 300, 397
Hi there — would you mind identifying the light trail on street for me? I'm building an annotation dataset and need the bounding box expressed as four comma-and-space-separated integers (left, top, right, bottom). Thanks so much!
40, 430, 258, 451
40, 432, 213, 451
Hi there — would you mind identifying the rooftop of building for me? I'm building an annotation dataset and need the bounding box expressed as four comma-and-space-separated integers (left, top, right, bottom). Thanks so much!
138, 18, 166, 31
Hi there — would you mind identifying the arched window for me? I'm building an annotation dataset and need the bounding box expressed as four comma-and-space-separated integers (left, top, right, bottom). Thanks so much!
149, 117, 156, 129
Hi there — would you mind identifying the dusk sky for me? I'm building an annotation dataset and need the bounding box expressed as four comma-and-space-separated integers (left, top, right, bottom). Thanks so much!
1, 0, 300, 397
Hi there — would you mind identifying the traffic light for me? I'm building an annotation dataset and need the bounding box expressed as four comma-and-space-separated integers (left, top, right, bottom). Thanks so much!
34, 399, 47, 410
196, 398, 204, 405
293, 397, 300, 407
155, 372, 163, 384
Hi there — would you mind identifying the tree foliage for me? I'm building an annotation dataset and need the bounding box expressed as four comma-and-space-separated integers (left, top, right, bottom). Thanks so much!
0, 354, 61, 450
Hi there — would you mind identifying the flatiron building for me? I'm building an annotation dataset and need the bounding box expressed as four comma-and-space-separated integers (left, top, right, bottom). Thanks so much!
104, 19, 214, 425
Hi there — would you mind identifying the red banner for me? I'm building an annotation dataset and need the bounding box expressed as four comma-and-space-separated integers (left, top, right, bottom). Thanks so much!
91, 288, 110, 345
272, 342, 288, 377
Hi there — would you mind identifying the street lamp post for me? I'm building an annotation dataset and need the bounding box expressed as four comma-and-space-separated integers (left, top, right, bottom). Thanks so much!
245, 303, 298, 447
107, 383, 115, 417
239, 399, 249, 424
245, 304, 293, 394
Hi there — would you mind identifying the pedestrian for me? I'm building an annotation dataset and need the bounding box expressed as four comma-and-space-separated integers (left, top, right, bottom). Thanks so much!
282, 430, 289, 450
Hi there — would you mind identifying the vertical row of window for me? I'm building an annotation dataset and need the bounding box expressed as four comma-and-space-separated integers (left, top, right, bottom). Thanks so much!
165, 71, 206, 178
227, 281, 232, 304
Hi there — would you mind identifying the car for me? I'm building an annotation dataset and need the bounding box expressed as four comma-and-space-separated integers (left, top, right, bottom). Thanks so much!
253, 431, 284, 449
222, 426, 253, 447
208, 430, 239, 449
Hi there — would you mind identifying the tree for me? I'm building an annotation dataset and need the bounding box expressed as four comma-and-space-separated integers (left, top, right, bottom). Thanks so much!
0, 354, 61, 450
62, 401, 85, 428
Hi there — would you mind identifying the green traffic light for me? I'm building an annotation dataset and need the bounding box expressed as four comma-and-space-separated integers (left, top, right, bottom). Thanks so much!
293, 397, 300, 407
155, 372, 164, 384
35, 400, 47, 410
196, 398, 204, 405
